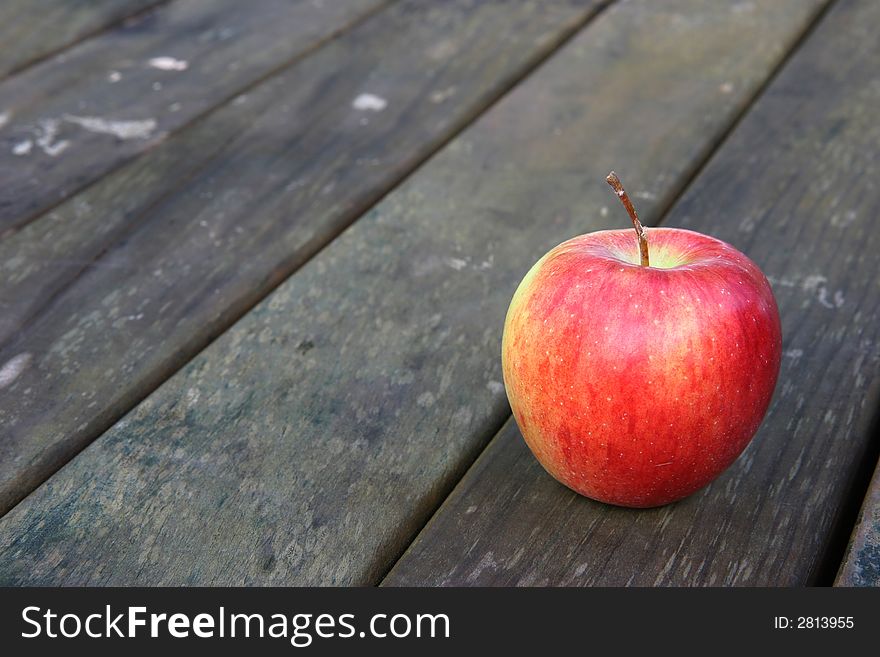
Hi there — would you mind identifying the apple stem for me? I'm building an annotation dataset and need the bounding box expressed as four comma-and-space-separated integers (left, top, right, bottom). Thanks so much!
606, 171, 649, 267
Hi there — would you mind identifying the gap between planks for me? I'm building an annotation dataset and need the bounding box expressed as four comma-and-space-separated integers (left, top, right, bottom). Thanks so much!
828, 413, 880, 585
0, 1, 171, 84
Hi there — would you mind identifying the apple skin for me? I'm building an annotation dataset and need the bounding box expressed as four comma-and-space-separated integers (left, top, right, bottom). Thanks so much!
501, 227, 781, 508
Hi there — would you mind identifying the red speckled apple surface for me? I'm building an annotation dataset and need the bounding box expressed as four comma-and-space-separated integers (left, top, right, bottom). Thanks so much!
502, 224, 781, 507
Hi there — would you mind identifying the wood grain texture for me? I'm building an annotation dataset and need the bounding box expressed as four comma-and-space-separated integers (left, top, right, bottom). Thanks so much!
384, 0, 880, 587
0, 0, 163, 79
0, 0, 608, 517
0, 0, 829, 585
0, 0, 388, 237
836, 461, 880, 586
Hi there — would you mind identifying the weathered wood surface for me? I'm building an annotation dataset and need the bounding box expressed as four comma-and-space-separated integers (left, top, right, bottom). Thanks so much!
836, 460, 880, 586
0, 0, 163, 79
0, 0, 609, 516
0, 0, 830, 585
384, 0, 880, 586
0, 0, 388, 237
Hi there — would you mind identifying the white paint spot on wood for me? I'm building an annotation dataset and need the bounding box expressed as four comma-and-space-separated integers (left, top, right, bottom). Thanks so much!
445, 257, 468, 271
486, 380, 505, 395
0, 353, 32, 389
719, 81, 735, 94
416, 391, 436, 408
352, 93, 387, 112
452, 407, 473, 426
767, 275, 797, 288
185, 388, 200, 406
783, 348, 804, 360
430, 86, 457, 104
36, 119, 70, 157
801, 274, 827, 292
801, 274, 844, 308
12, 140, 32, 156
108, 70, 122, 83
148, 56, 189, 71
64, 115, 157, 140
830, 210, 857, 228
0, 110, 10, 129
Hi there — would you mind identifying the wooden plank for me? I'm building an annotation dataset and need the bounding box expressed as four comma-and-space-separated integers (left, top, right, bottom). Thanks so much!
836, 461, 880, 586
0, 0, 610, 517
384, 0, 880, 586
0, 1, 163, 79
0, 0, 388, 238
0, 0, 829, 585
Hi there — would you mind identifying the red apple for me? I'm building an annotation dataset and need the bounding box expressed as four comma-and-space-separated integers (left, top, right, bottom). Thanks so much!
501, 172, 781, 507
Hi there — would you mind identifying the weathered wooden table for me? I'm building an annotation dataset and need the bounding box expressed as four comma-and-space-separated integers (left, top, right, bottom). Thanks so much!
0, 0, 877, 586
